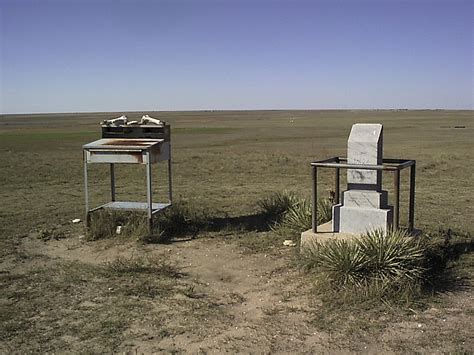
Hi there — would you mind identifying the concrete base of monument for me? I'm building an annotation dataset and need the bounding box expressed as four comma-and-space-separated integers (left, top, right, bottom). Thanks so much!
332, 203, 393, 234
300, 221, 361, 251
301, 222, 424, 251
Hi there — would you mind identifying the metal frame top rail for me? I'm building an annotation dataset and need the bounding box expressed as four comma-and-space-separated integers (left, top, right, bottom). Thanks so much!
311, 157, 415, 171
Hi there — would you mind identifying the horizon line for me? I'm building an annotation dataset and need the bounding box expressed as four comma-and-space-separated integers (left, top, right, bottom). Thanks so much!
2, 107, 473, 116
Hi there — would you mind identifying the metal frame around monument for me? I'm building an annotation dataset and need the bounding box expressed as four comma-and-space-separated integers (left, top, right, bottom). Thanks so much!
310, 157, 416, 233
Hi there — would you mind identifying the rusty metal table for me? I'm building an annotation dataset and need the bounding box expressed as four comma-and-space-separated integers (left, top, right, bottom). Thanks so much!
83, 138, 172, 234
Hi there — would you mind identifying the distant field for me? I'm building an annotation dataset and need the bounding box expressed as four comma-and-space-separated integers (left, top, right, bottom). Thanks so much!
1, 109, 473, 238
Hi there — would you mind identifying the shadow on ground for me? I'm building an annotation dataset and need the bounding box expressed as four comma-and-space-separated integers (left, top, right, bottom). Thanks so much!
206, 213, 274, 233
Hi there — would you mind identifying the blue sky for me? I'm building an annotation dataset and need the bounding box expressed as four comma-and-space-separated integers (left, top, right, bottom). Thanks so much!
0, 0, 472, 113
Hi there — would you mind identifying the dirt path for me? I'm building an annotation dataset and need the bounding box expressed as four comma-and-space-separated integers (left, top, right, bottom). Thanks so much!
14, 233, 328, 352
4, 233, 474, 353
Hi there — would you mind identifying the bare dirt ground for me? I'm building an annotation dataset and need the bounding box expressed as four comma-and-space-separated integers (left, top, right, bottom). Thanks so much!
3, 229, 472, 353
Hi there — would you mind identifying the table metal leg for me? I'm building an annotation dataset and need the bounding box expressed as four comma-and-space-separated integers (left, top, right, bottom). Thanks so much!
168, 145, 173, 204
146, 153, 153, 234
84, 151, 89, 228
312, 166, 318, 233
110, 163, 116, 202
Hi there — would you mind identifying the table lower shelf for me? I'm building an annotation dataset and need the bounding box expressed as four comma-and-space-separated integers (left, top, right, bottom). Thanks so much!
91, 201, 171, 215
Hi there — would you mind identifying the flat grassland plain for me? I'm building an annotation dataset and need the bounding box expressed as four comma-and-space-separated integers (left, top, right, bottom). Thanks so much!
0, 110, 473, 352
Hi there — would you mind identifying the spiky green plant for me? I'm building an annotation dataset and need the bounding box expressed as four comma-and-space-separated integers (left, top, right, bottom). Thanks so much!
316, 239, 369, 286
273, 197, 332, 236
257, 190, 299, 221
301, 228, 428, 302
358, 228, 426, 283
316, 198, 333, 225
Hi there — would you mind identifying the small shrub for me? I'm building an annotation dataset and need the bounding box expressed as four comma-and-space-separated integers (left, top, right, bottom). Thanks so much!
37, 227, 65, 241
359, 229, 426, 283
301, 228, 427, 302
86, 210, 120, 240
257, 190, 299, 221
273, 197, 332, 237
316, 239, 369, 286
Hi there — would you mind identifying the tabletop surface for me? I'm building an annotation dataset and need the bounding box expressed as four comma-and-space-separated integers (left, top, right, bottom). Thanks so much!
83, 138, 164, 151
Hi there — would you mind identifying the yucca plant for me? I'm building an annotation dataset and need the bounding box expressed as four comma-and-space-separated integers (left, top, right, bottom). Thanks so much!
275, 199, 312, 233
358, 228, 426, 283
316, 239, 369, 286
273, 197, 332, 236
316, 198, 333, 225
302, 228, 428, 302
257, 190, 299, 221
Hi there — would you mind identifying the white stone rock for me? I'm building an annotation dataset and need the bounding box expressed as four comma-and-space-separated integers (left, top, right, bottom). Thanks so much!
347, 123, 383, 188
283, 240, 296, 247
72, 218, 81, 224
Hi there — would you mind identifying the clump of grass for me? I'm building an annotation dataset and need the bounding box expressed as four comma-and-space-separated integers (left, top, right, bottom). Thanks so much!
86, 201, 208, 243
104, 255, 181, 278
86, 210, 150, 241
37, 226, 65, 241
301, 228, 427, 302
272, 197, 332, 237
359, 229, 426, 283
86, 210, 121, 240
257, 190, 299, 222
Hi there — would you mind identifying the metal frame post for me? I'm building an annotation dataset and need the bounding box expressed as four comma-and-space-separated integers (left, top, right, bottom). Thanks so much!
110, 163, 116, 202
146, 152, 153, 234
334, 167, 340, 204
393, 169, 400, 229
409, 162, 416, 231
84, 150, 89, 228
168, 144, 173, 203
312, 166, 318, 233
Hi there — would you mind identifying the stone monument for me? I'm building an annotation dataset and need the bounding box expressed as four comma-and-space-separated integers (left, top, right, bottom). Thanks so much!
332, 123, 393, 233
